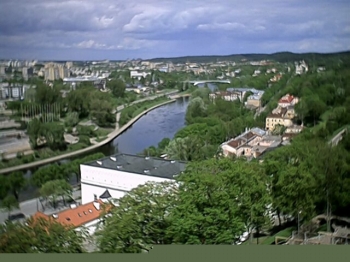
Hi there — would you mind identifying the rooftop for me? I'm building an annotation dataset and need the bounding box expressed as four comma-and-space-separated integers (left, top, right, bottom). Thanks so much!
83, 153, 187, 179
32, 199, 110, 228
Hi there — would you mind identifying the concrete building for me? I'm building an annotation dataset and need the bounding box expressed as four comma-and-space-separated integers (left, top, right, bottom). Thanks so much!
80, 153, 187, 205
0, 66, 6, 76
220, 127, 281, 159
130, 70, 151, 80
265, 107, 294, 131
246, 91, 264, 108
0, 83, 27, 99
209, 91, 241, 102
44, 63, 69, 81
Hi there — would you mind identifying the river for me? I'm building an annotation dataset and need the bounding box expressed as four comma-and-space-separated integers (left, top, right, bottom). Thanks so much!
18, 96, 190, 201
100, 96, 190, 156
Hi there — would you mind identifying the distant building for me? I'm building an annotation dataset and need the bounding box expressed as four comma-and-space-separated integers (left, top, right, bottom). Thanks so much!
0, 66, 6, 76
79, 153, 187, 205
220, 127, 281, 159
44, 62, 69, 81
209, 91, 240, 102
130, 70, 151, 80
278, 94, 299, 108
265, 107, 295, 131
246, 91, 264, 108
0, 83, 32, 100
22, 67, 33, 81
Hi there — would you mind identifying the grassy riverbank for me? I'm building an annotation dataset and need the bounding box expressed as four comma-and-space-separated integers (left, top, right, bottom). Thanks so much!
119, 96, 171, 126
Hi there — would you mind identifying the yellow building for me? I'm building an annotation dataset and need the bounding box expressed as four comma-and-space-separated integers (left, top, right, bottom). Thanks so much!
265, 107, 294, 131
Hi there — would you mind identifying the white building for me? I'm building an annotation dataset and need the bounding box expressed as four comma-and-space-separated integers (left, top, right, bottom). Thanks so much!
130, 70, 151, 80
80, 153, 187, 205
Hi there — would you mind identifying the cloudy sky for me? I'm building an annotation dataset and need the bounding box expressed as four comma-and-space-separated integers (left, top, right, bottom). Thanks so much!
0, 0, 349, 60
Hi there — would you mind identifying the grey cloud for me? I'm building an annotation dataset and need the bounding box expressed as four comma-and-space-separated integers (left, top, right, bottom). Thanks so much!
0, 0, 349, 60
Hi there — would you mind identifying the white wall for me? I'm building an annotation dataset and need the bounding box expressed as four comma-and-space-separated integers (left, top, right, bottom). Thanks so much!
81, 183, 126, 205
80, 165, 172, 205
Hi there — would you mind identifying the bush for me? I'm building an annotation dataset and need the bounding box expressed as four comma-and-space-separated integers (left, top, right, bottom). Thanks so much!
79, 135, 91, 145
76, 125, 95, 137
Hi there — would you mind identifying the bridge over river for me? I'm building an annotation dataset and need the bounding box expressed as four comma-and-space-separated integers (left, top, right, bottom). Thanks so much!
183, 79, 231, 86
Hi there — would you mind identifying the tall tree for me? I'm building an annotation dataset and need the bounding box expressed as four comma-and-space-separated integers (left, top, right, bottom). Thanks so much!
31, 164, 68, 188
108, 79, 126, 98
167, 158, 252, 244
7, 171, 27, 201
0, 195, 19, 219
39, 179, 73, 209
96, 182, 177, 253
0, 176, 10, 201
0, 218, 87, 253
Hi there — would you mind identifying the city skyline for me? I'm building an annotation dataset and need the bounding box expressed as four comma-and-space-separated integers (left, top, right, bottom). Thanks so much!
0, 0, 349, 60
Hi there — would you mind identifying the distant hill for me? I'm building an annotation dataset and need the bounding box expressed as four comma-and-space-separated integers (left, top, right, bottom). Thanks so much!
147, 51, 350, 64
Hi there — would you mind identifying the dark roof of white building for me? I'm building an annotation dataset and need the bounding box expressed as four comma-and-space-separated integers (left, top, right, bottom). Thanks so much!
82, 153, 187, 179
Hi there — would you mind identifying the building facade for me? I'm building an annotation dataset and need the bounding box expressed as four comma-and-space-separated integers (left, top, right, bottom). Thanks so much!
80, 153, 187, 205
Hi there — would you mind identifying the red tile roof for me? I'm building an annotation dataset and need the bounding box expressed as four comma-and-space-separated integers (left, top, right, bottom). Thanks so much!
32, 200, 112, 228
279, 95, 294, 104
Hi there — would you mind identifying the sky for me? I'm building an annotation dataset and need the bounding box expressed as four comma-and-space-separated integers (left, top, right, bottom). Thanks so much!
0, 0, 349, 61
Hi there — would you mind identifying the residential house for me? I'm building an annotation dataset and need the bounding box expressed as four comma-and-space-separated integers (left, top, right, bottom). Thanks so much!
282, 125, 304, 141
209, 91, 241, 102
220, 127, 281, 159
246, 91, 264, 108
32, 199, 113, 235
269, 74, 282, 83
278, 94, 299, 108
265, 107, 294, 131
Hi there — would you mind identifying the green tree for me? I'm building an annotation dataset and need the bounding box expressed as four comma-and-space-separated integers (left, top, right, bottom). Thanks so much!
41, 122, 66, 150
96, 181, 177, 253
40, 179, 73, 209
8, 171, 27, 201
0, 218, 87, 253
167, 158, 248, 244
0, 195, 19, 219
65, 111, 79, 127
89, 92, 115, 127
66, 88, 91, 118
0, 176, 10, 201
164, 136, 203, 161
31, 164, 68, 188
185, 97, 207, 124
27, 118, 42, 149
35, 82, 61, 104
24, 87, 36, 102
108, 79, 126, 98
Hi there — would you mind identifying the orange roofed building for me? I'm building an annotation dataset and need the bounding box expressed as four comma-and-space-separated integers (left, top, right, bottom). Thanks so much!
32, 199, 113, 234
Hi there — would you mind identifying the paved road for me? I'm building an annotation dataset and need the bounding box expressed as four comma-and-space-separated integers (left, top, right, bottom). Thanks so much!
0, 189, 82, 224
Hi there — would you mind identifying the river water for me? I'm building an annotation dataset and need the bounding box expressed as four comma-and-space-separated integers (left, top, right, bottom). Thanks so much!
17, 96, 190, 201
100, 96, 190, 155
